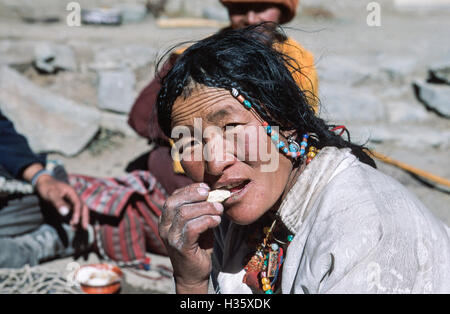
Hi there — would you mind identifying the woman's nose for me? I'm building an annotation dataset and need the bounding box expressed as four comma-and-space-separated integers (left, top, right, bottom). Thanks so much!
203, 134, 235, 176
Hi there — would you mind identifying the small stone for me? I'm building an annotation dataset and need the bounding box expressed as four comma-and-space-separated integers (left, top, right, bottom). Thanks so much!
317, 55, 374, 86
33, 42, 77, 74
115, 3, 148, 23
414, 80, 450, 118
429, 57, 450, 85
164, 0, 223, 18
0, 40, 35, 71
14, 2, 61, 24
380, 57, 417, 82
319, 83, 387, 123
347, 123, 450, 149
394, 0, 450, 10
91, 45, 156, 72
386, 101, 429, 123
97, 68, 136, 114
81, 8, 122, 26
100, 111, 139, 138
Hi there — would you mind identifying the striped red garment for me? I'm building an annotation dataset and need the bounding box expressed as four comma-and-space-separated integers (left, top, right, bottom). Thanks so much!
69, 171, 168, 263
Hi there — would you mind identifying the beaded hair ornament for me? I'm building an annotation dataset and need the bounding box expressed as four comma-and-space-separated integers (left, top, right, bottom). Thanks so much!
230, 88, 318, 164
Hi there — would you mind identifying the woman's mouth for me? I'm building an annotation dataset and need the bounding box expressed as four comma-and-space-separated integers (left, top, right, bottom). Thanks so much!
229, 180, 250, 194
218, 179, 251, 204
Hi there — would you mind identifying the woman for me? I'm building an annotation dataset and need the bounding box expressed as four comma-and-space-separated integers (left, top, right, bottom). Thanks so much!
156, 26, 450, 294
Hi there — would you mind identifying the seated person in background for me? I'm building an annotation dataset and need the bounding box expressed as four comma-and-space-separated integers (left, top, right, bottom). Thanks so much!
0, 111, 90, 268
128, 0, 318, 196
0, 111, 167, 269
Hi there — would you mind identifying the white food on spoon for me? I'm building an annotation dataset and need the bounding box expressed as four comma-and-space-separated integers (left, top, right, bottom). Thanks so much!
207, 189, 231, 203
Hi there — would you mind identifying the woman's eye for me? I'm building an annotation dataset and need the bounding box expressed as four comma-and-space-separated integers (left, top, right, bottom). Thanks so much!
224, 123, 240, 130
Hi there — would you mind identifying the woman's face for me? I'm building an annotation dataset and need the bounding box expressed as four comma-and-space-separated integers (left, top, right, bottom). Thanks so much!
170, 85, 294, 225
227, 2, 283, 29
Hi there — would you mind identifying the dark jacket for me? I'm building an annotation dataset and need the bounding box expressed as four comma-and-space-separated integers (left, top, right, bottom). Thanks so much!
0, 111, 45, 179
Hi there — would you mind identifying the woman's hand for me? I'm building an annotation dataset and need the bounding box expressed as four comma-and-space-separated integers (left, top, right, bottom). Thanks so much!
159, 183, 223, 294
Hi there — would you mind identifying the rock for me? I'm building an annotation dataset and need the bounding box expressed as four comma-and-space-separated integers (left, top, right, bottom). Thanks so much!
0, 66, 100, 156
17, 5, 61, 23
0, 0, 65, 22
386, 101, 429, 123
100, 111, 138, 137
90, 45, 156, 72
378, 85, 411, 102
318, 54, 419, 87
34, 42, 77, 74
319, 83, 387, 123
92, 45, 155, 113
317, 56, 370, 86
1, 41, 78, 74
347, 123, 450, 149
202, 5, 229, 21
300, 0, 394, 19
379, 57, 418, 82
81, 8, 122, 26
394, 0, 450, 10
164, 0, 219, 18
414, 80, 450, 118
429, 57, 450, 84
114, 3, 148, 23
316, 55, 390, 87
0, 40, 35, 71
43, 71, 99, 109
97, 68, 136, 113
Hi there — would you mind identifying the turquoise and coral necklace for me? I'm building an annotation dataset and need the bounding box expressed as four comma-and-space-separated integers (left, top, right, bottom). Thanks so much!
243, 219, 294, 294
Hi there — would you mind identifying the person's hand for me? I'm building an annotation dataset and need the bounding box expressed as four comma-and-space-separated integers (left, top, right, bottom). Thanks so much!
35, 174, 89, 230
159, 183, 223, 294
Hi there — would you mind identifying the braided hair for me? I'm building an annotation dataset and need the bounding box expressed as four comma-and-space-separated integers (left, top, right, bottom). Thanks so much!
156, 24, 376, 168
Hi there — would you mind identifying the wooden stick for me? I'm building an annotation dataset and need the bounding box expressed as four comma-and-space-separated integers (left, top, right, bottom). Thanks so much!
156, 18, 228, 29
369, 150, 450, 188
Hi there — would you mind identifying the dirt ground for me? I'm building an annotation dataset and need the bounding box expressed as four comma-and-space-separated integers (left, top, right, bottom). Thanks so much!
1, 1, 449, 293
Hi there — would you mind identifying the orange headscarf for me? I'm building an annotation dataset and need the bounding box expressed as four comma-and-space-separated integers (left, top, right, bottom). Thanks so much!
220, 0, 299, 24
275, 37, 318, 113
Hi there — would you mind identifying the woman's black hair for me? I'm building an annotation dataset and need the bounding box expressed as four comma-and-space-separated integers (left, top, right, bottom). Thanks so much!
156, 23, 376, 168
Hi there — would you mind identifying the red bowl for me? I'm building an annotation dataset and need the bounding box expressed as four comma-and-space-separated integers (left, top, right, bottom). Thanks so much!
75, 264, 123, 294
